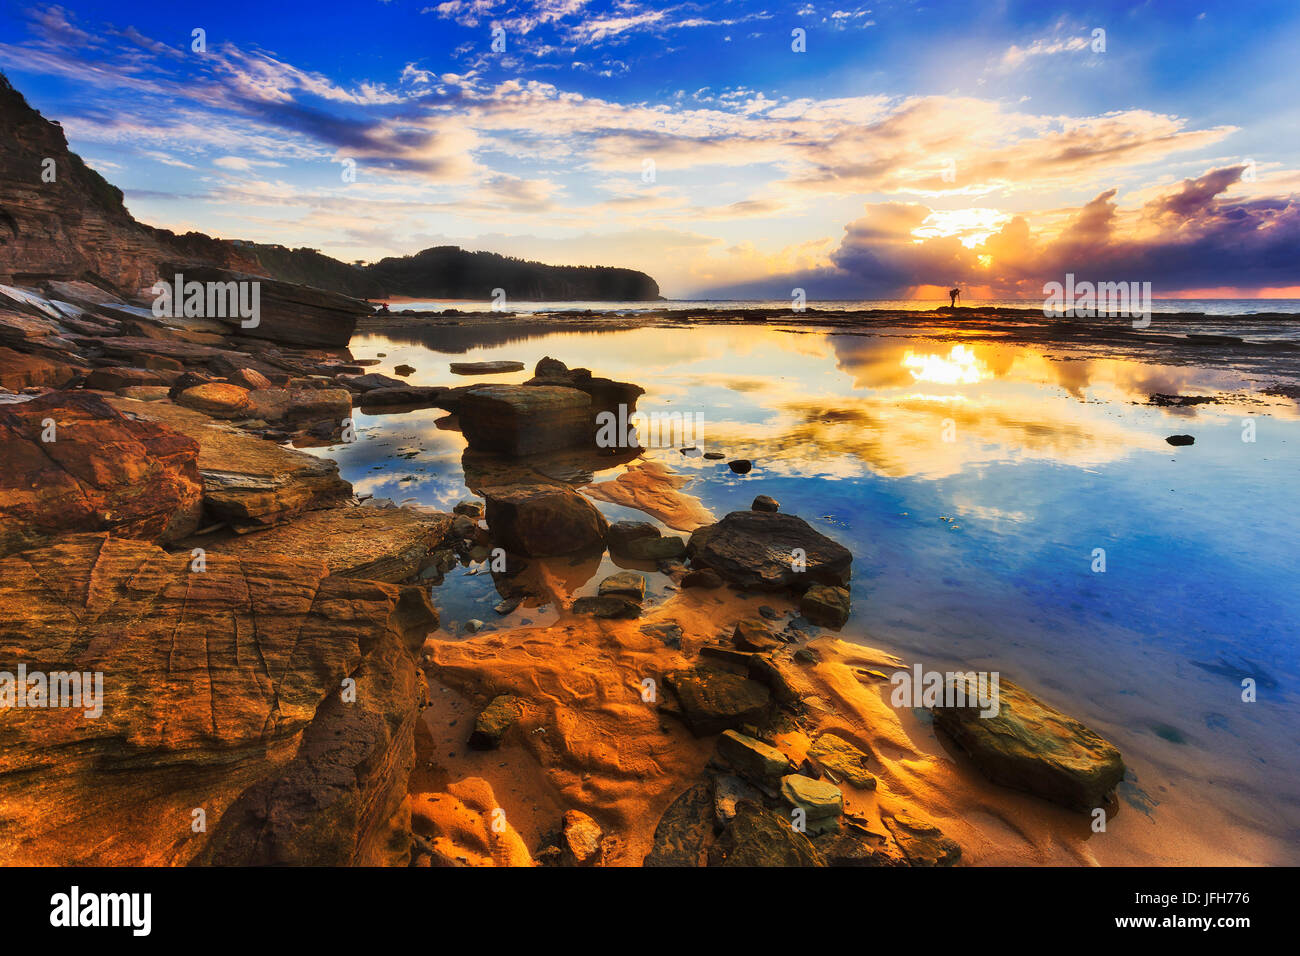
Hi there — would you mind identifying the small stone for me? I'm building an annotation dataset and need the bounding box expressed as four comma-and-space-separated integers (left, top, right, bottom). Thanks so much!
728, 459, 752, 474
606, 520, 661, 553
597, 570, 646, 602
394, 364, 415, 376
469, 694, 522, 749
681, 568, 723, 589
809, 733, 876, 789
572, 595, 641, 619
732, 618, 779, 652
781, 773, 843, 820
793, 647, 820, 665
464, 618, 485, 633
703, 452, 725, 460
800, 584, 851, 628
716, 729, 794, 782
623, 535, 686, 561
1166, 434, 1195, 446
640, 621, 683, 648
561, 810, 603, 866
751, 494, 779, 512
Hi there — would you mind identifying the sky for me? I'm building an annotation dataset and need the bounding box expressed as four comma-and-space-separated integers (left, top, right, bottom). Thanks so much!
1, 0, 1298, 299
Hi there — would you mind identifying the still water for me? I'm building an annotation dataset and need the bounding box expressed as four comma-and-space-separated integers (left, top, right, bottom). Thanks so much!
318, 321, 1300, 863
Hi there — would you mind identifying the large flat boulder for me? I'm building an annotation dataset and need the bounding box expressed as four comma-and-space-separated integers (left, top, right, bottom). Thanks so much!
199, 506, 453, 582
482, 481, 608, 556
688, 510, 853, 592
107, 396, 351, 529
0, 534, 437, 865
0, 391, 202, 556
459, 384, 593, 456
932, 677, 1125, 812
158, 263, 367, 349
0, 346, 80, 390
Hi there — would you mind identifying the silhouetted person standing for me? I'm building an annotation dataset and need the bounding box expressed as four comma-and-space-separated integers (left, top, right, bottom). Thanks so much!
949, 287, 961, 308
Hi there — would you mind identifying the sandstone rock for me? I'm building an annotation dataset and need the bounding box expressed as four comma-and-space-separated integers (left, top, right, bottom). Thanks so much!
597, 570, 646, 602
116, 385, 171, 402
932, 677, 1125, 812
84, 366, 170, 391
572, 595, 641, 619
483, 482, 608, 556
199, 506, 453, 582
751, 494, 779, 512
177, 382, 252, 418
733, 618, 780, 651
159, 263, 366, 349
469, 695, 523, 750
607, 519, 661, 552
0, 534, 436, 865
713, 773, 764, 826
708, 801, 824, 867
812, 821, 904, 867
460, 384, 593, 456
809, 733, 875, 789
681, 567, 723, 589
623, 535, 687, 561
560, 810, 603, 865
356, 385, 445, 412
665, 666, 772, 737
107, 396, 352, 529
800, 584, 851, 628
780, 774, 843, 821
227, 367, 272, 390
881, 811, 961, 867
394, 364, 415, 376
340, 372, 407, 392
0, 391, 202, 556
453, 499, 484, 519
450, 360, 525, 375
717, 729, 795, 782
0, 346, 78, 390
689, 511, 852, 592
643, 781, 714, 867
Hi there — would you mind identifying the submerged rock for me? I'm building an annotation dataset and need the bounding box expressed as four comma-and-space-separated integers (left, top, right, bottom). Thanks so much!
483, 481, 608, 556
799, 584, 851, 628
931, 676, 1125, 812
450, 360, 525, 375
460, 384, 592, 456
572, 594, 641, 619
597, 570, 646, 602
732, 618, 780, 652
688, 510, 853, 592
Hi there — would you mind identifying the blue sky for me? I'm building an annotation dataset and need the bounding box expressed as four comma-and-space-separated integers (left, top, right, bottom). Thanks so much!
2, 1, 1298, 297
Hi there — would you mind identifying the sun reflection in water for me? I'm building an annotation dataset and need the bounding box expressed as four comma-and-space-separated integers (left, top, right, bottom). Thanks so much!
900, 344, 989, 385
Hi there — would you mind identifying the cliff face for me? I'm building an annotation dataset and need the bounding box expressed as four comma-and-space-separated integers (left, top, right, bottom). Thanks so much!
0, 74, 194, 292
0, 73, 660, 303
365, 246, 662, 301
